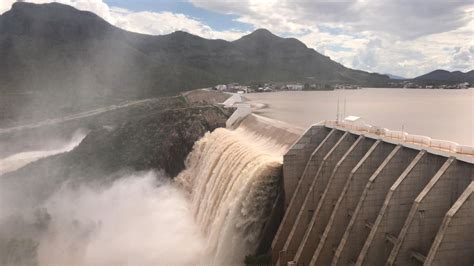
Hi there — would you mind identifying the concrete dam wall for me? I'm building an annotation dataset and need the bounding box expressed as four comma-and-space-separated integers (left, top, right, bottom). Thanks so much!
271, 124, 474, 266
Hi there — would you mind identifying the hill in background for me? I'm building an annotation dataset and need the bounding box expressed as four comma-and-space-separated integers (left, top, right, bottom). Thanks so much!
0, 2, 389, 124
413, 69, 474, 85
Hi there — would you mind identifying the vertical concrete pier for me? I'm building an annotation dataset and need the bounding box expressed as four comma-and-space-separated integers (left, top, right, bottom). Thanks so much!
356, 152, 447, 265
283, 132, 358, 264
272, 128, 342, 264
425, 181, 474, 266
270, 124, 474, 266
333, 146, 418, 265
283, 125, 332, 204
387, 160, 474, 265
316, 141, 395, 265
293, 136, 375, 265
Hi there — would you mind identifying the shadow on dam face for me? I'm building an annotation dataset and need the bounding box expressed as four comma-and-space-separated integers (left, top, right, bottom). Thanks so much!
271, 124, 474, 266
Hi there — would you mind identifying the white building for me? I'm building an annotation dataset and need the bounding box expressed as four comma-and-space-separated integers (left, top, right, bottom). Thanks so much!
287, 84, 304, 90
216, 84, 227, 91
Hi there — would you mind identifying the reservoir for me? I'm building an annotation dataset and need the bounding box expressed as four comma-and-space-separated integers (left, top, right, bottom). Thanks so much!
245, 88, 474, 146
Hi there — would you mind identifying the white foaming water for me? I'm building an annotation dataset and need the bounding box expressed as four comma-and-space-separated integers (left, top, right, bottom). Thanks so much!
38, 172, 207, 265
1, 119, 294, 265
177, 126, 288, 264
0, 130, 87, 175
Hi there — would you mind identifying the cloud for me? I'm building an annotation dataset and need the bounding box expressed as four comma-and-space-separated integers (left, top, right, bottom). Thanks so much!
109, 7, 246, 40
191, 0, 473, 39
0, 0, 247, 40
0, 0, 16, 14
451, 45, 474, 70
1, 0, 473, 77
352, 38, 383, 70
191, 0, 474, 77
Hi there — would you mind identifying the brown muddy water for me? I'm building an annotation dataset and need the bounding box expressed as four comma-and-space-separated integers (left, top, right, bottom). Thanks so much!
245, 88, 474, 145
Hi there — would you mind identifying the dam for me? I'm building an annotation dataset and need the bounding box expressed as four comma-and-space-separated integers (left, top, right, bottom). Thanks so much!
269, 117, 473, 265
1, 89, 472, 265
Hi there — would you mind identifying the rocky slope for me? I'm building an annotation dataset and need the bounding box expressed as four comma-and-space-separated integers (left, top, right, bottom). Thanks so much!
1, 103, 230, 201
1, 92, 231, 176
0, 92, 231, 265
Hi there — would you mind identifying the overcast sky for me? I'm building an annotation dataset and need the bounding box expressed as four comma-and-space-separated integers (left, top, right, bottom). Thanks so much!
1, 0, 473, 77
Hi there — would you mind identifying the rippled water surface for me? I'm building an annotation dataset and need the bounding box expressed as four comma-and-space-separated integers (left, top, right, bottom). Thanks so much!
245, 88, 474, 145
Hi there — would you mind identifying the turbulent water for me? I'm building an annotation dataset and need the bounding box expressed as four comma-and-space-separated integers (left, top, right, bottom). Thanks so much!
36, 172, 207, 265
177, 126, 288, 264
0, 121, 291, 265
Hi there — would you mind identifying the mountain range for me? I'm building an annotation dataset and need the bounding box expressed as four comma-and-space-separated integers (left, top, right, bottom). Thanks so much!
0, 2, 471, 124
385, 74, 406, 80
0, 2, 391, 121
413, 69, 474, 84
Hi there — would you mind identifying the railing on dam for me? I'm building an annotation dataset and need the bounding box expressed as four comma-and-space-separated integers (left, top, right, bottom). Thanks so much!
323, 120, 474, 156
272, 123, 474, 266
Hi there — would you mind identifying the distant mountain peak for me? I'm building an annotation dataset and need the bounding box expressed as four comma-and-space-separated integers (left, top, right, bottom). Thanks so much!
1, 1, 114, 39
11, 1, 78, 13
0, 0, 391, 118
430, 69, 450, 74
168, 30, 201, 38
5, 1, 101, 24
249, 28, 275, 37
385, 73, 406, 80
234, 28, 310, 51
414, 69, 474, 84
237, 28, 280, 41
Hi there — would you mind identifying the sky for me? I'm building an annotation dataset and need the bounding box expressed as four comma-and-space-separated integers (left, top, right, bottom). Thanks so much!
1, 0, 473, 78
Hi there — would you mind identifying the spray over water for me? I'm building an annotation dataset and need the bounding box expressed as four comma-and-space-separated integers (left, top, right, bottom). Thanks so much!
0, 121, 291, 265
37, 171, 207, 265
177, 126, 288, 264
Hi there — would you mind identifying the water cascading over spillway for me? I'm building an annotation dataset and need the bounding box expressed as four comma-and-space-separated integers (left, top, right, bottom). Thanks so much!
177, 124, 290, 264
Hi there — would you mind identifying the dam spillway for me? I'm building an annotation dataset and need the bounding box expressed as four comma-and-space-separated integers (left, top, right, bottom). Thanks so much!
271, 123, 474, 266
175, 113, 302, 264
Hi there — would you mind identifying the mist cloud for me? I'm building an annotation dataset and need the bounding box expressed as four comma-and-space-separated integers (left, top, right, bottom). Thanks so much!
0, 171, 209, 265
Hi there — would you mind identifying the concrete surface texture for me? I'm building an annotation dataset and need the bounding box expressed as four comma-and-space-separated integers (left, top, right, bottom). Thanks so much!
271, 125, 474, 266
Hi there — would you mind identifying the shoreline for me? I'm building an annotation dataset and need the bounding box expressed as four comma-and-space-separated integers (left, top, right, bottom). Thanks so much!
243, 89, 474, 146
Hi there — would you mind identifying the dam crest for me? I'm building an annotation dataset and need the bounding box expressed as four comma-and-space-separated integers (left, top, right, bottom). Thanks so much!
218, 92, 473, 265
271, 120, 473, 266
